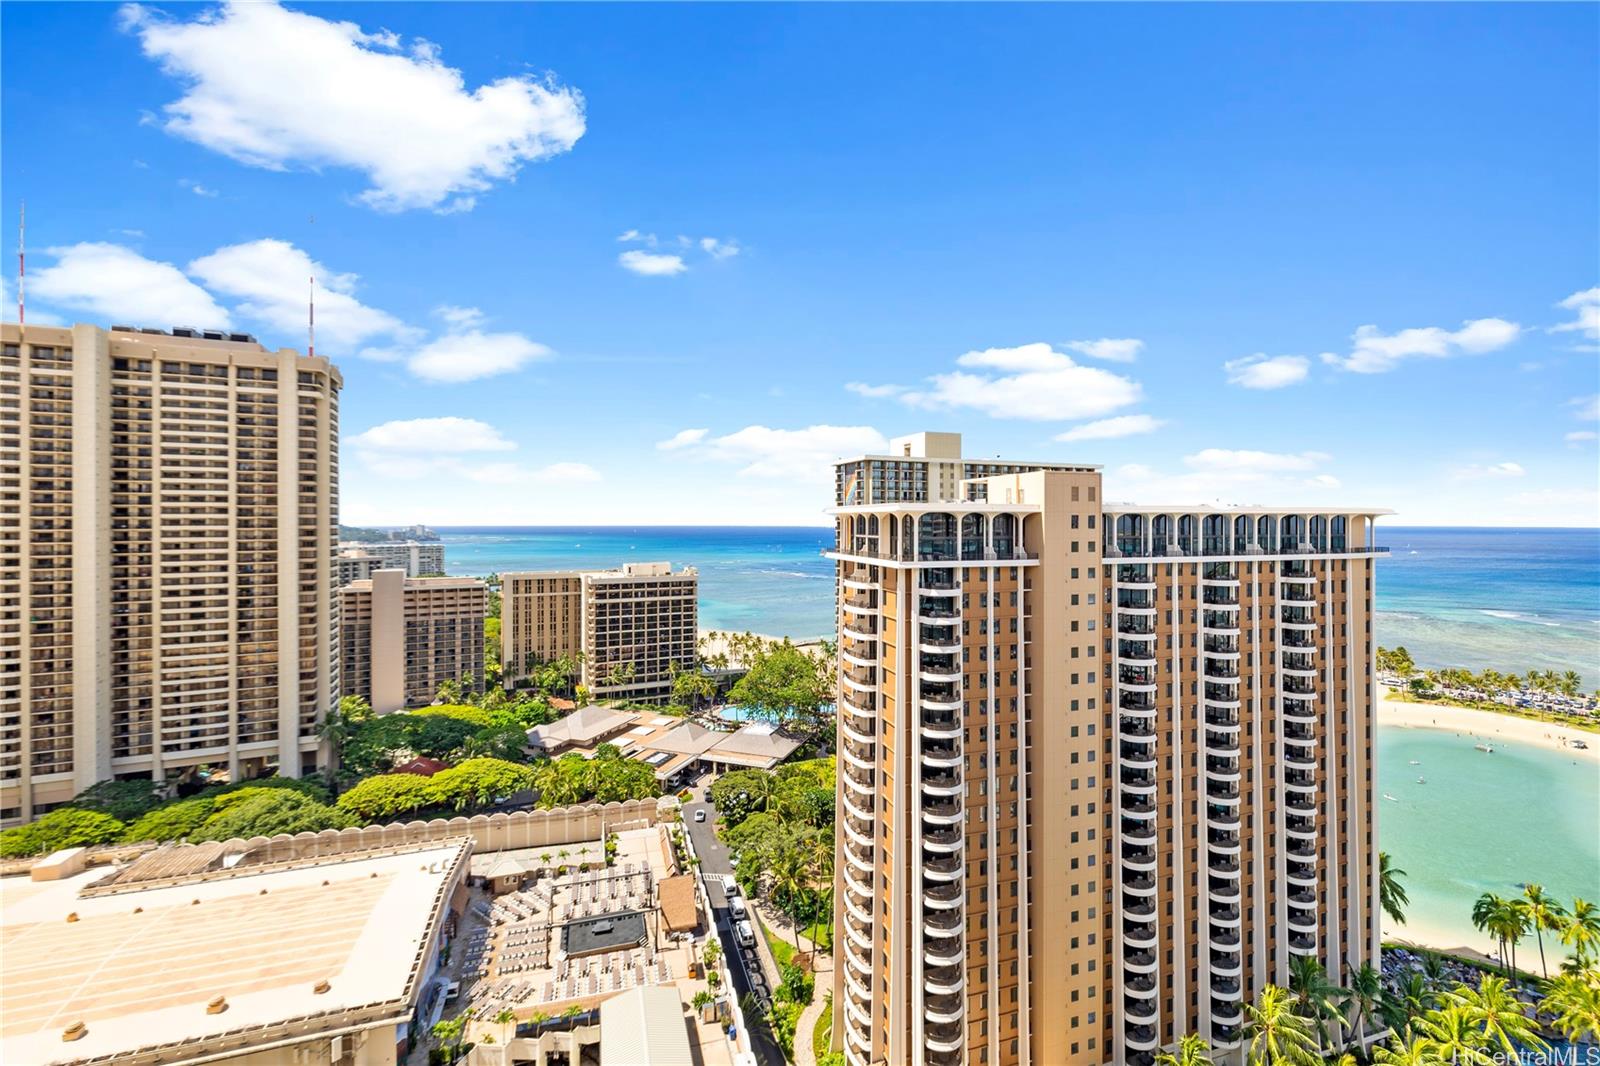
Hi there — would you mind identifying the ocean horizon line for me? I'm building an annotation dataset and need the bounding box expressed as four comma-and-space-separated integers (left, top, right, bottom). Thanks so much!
355, 522, 1600, 533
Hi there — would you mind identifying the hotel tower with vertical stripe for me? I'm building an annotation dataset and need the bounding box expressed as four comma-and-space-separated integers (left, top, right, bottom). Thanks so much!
1, 322, 341, 825
826, 431, 1388, 1066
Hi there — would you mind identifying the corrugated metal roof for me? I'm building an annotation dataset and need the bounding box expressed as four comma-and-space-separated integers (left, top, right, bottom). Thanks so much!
599, 985, 693, 1066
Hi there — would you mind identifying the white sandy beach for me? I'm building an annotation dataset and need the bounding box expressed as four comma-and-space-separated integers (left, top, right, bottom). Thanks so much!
697, 628, 827, 668
1378, 689, 1599, 763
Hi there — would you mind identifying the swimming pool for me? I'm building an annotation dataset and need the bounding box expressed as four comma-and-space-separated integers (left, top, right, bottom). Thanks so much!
716, 703, 834, 723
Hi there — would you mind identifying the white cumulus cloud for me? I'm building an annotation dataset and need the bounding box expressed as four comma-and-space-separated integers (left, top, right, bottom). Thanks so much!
31, 242, 231, 328
1550, 286, 1599, 345
1064, 338, 1143, 363
348, 416, 516, 455
189, 238, 413, 349
122, 0, 584, 212
405, 329, 551, 383
1322, 317, 1521, 374
673, 424, 887, 482
1054, 414, 1166, 442
699, 237, 740, 260
1224, 353, 1310, 390
1451, 461, 1526, 481
845, 382, 909, 399
656, 428, 709, 451
619, 250, 687, 277
887, 342, 1141, 421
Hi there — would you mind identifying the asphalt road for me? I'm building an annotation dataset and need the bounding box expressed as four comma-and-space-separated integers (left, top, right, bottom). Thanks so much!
684, 793, 785, 1066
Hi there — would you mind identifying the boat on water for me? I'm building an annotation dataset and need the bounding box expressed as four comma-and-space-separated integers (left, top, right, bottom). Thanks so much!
1408, 759, 1421, 765
1383, 793, 1399, 802
1417, 776, 1427, 784
1475, 743, 1494, 753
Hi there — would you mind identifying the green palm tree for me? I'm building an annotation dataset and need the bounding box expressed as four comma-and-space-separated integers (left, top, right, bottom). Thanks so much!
1541, 971, 1600, 1043
1447, 974, 1549, 1058
1372, 1032, 1438, 1066
1418, 1004, 1491, 1065
1521, 883, 1568, 978
1154, 1033, 1214, 1066
768, 842, 809, 951
1243, 984, 1321, 1066
1379, 972, 1432, 1033
1379, 852, 1409, 925
1341, 961, 1383, 1052
1561, 898, 1600, 965
1472, 893, 1530, 975
1287, 955, 1346, 1050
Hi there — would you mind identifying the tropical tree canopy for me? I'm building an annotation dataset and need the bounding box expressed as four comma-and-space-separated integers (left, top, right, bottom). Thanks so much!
185, 787, 354, 843
334, 773, 439, 823
0, 807, 126, 858
727, 638, 832, 729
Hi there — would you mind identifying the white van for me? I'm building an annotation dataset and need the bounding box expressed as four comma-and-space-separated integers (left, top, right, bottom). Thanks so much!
735, 919, 755, 947
727, 895, 747, 920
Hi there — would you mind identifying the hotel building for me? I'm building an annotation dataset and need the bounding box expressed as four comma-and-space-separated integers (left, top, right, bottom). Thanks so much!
340, 569, 488, 713
826, 432, 1387, 1066
336, 540, 446, 578
502, 562, 698, 704
1, 323, 341, 826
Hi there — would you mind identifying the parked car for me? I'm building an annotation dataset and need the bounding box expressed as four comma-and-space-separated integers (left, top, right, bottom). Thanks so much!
694, 809, 707, 822
445, 980, 461, 1002
735, 919, 755, 947
728, 896, 747, 920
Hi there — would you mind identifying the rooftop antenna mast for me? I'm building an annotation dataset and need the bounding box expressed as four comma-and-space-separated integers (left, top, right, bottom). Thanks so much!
17, 201, 24, 341
308, 273, 315, 359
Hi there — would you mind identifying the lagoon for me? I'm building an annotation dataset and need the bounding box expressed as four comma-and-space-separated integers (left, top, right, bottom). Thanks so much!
1377, 724, 1600, 957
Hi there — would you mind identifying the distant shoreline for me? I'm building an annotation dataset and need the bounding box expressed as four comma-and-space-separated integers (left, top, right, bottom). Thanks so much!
1378, 691, 1598, 763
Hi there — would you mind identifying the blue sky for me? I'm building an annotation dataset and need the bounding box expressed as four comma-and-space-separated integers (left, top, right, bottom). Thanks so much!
4, 2, 1597, 527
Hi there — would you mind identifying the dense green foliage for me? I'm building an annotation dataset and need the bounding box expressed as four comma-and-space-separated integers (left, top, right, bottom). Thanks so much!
334, 773, 439, 823
532, 745, 658, 808
726, 638, 834, 731
715, 758, 836, 952
121, 795, 220, 843
0, 808, 126, 858
185, 787, 353, 842
334, 758, 537, 822
67, 779, 169, 822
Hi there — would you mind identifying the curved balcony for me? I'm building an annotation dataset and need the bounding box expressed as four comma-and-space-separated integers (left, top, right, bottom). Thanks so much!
842, 790, 874, 824
926, 993, 963, 1026
1123, 894, 1155, 920
843, 818, 875, 851
1122, 820, 1156, 845
1284, 772, 1316, 794
1208, 830, 1242, 856
1205, 729, 1240, 753
925, 963, 963, 996
921, 692, 962, 713
1203, 659, 1241, 681
1121, 692, 1157, 716
1124, 920, 1157, 949
1206, 780, 1240, 804
1281, 585, 1318, 603
1116, 565, 1157, 587
840, 685, 876, 716
1202, 608, 1241, 631
921, 769, 962, 798
1120, 746, 1158, 772
1121, 716, 1157, 739
917, 607, 958, 625
841, 666, 877, 694
1126, 971, 1157, 998
924, 907, 963, 939
845, 991, 872, 1030
1283, 701, 1318, 726
841, 740, 876, 773
1118, 616, 1157, 636
1124, 873, 1156, 896
920, 745, 962, 772
845, 942, 873, 980
1208, 854, 1241, 877
1284, 794, 1316, 815
845, 843, 874, 877
923, 798, 962, 825
1121, 843, 1157, 872
922, 826, 961, 854
1115, 602, 1157, 618
1288, 933, 1318, 956
1212, 976, 1243, 1002
924, 881, 961, 910
1125, 996, 1158, 1023
1124, 949, 1157, 974
1123, 796, 1156, 817
1210, 949, 1243, 977
841, 642, 876, 668
845, 916, 873, 953
1121, 768, 1157, 795
919, 664, 961, 685
1286, 816, 1317, 840
840, 617, 877, 642
1205, 759, 1241, 784
1202, 587, 1240, 607
1204, 638, 1241, 659
923, 855, 963, 883
1286, 862, 1318, 888
845, 1021, 871, 1059
1206, 804, 1241, 828
1287, 908, 1318, 935
918, 635, 960, 656
843, 765, 875, 796
925, 1021, 963, 1055
843, 886, 873, 926
1126, 1023, 1159, 1051
1208, 877, 1241, 903
1279, 608, 1317, 630
923, 941, 962, 968
1211, 927, 1241, 949
840, 711, 876, 746
919, 583, 960, 600
1209, 904, 1242, 928
1213, 1000, 1244, 1026
1283, 681, 1319, 699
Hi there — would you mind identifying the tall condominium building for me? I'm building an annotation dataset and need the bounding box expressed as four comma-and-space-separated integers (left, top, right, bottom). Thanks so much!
339, 569, 488, 714
503, 562, 698, 704
826, 432, 1387, 1066
338, 547, 382, 587
1, 323, 341, 826
336, 540, 446, 578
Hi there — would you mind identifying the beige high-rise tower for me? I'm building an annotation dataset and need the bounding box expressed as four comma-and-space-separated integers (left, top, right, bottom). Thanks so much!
0, 323, 342, 826
827, 432, 1387, 1066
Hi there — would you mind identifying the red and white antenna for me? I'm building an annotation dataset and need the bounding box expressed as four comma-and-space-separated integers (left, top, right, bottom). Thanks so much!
308, 273, 315, 358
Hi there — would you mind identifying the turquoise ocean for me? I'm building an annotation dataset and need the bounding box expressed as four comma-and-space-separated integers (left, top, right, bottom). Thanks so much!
438, 524, 1600, 944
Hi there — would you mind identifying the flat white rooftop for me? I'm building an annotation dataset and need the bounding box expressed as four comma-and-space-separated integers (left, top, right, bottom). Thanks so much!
0, 840, 469, 1065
